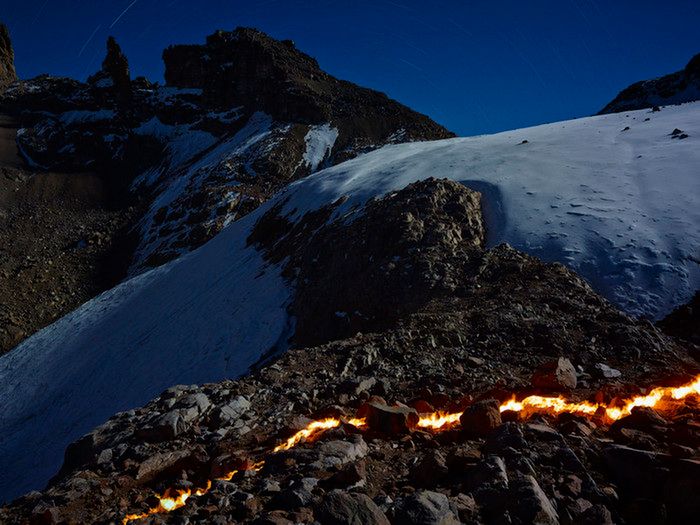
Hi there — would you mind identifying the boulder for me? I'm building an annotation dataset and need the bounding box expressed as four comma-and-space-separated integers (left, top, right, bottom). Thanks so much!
603, 444, 666, 499
410, 450, 449, 487
316, 490, 390, 525
532, 358, 577, 390
324, 460, 367, 488
508, 475, 559, 525
460, 399, 502, 437
311, 435, 368, 469
361, 402, 418, 434
593, 363, 621, 379
392, 490, 460, 525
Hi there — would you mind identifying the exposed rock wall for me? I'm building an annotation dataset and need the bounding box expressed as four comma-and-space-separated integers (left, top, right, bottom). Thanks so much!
0, 23, 17, 91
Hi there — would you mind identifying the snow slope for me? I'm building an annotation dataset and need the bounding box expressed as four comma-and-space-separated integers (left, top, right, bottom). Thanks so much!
1, 102, 698, 501
0, 211, 293, 501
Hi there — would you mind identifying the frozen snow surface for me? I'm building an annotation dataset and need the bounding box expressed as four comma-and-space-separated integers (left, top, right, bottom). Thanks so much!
302, 123, 338, 171
0, 102, 698, 501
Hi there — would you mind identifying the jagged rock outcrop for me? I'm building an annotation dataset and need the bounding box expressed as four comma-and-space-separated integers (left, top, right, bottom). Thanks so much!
659, 291, 700, 346
599, 52, 700, 114
163, 28, 454, 148
2, 178, 698, 525
87, 36, 132, 102
0, 23, 17, 91
251, 178, 486, 345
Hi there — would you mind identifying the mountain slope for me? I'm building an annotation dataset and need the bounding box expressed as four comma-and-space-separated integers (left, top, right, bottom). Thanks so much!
600, 52, 700, 114
0, 101, 698, 501
0, 27, 453, 352
1, 180, 697, 525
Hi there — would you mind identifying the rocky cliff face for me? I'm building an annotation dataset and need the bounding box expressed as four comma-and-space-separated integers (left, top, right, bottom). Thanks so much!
599, 52, 700, 114
0, 27, 456, 352
0, 23, 17, 91
162, 28, 453, 146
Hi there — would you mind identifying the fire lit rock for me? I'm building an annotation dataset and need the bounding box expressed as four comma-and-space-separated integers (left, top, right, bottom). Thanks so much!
460, 399, 502, 437
532, 357, 577, 390
360, 402, 419, 434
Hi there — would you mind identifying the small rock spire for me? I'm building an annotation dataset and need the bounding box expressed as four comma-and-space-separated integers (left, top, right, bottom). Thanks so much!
88, 36, 131, 102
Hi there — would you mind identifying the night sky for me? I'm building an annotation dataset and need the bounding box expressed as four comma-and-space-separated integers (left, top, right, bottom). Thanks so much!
2, 0, 699, 136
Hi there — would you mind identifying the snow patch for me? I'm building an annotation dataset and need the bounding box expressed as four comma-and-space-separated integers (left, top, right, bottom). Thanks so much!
302, 123, 338, 171
59, 109, 116, 125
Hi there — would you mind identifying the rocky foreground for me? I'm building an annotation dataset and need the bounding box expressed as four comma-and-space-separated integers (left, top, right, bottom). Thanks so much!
2, 179, 699, 525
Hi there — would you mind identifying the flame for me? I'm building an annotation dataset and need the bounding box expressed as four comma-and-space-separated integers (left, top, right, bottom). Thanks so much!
122, 375, 700, 523
500, 395, 599, 417
121, 481, 211, 524
218, 460, 266, 481
499, 374, 700, 423
417, 411, 462, 430
272, 417, 341, 452
347, 417, 368, 428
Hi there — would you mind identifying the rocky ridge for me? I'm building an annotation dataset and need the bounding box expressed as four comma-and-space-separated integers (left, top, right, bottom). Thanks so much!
2, 179, 698, 524
600, 52, 700, 114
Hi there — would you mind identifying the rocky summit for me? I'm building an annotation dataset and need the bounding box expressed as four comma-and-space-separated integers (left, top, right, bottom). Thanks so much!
1, 16, 700, 525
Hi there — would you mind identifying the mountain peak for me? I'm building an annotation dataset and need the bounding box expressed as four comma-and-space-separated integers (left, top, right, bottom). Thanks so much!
162, 27, 454, 138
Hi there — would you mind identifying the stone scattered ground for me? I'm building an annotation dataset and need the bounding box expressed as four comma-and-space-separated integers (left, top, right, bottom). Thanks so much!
3, 179, 698, 524
0, 115, 141, 353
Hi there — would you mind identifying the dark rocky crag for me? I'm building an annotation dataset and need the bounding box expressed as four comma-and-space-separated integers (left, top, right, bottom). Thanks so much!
87, 36, 132, 104
0, 23, 17, 91
162, 28, 453, 149
2, 179, 698, 525
599, 52, 700, 114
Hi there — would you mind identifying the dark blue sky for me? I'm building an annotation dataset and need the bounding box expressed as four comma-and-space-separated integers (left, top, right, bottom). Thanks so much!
2, 1, 699, 135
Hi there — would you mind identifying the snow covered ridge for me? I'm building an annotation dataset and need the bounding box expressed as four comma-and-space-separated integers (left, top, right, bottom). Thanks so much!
600, 53, 700, 114
273, 101, 700, 320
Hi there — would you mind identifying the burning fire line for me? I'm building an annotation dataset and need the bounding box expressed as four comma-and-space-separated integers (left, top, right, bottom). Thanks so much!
122, 374, 700, 523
